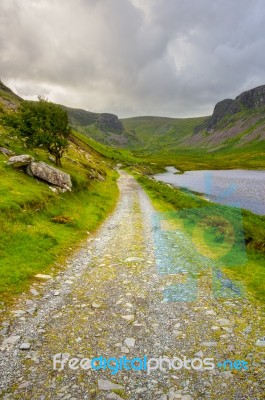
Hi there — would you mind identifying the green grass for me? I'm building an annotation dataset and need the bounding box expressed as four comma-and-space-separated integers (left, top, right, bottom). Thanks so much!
0, 122, 119, 305
0, 171, 118, 303
122, 115, 207, 152
133, 172, 265, 303
71, 129, 145, 166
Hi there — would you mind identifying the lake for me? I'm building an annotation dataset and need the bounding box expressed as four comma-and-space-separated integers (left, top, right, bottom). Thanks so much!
153, 167, 265, 215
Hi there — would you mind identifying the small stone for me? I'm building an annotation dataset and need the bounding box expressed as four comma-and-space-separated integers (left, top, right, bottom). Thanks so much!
35, 274, 52, 280
11, 310, 26, 316
20, 343, 31, 350
221, 371, 233, 378
121, 315, 134, 321
217, 318, 230, 326
2, 335, 21, 346
255, 337, 265, 346
106, 393, 125, 399
206, 310, 216, 316
18, 381, 32, 389
121, 346, 130, 354
92, 303, 101, 309
202, 342, 217, 347
54, 291, 60, 296
211, 326, 220, 331
98, 379, 124, 391
30, 288, 39, 296
173, 330, 183, 336
124, 338, 135, 347
135, 387, 147, 393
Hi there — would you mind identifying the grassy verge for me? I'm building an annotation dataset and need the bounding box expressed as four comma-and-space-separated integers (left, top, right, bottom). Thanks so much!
132, 172, 265, 304
0, 122, 119, 305
0, 168, 118, 304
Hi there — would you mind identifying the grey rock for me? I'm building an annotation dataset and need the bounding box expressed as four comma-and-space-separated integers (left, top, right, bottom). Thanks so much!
255, 337, 265, 346
201, 341, 217, 347
28, 161, 72, 190
7, 154, 34, 167
2, 335, 21, 346
124, 337, 135, 347
30, 288, 39, 296
217, 318, 230, 326
98, 379, 124, 391
20, 343, 31, 350
18, 381, 32, 389
35, 274, 52, 280
0, 147, 14, 156
106, 393, 125, 399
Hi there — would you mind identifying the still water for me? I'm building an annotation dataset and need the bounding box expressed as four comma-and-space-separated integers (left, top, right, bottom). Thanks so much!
154, 167, 265, 215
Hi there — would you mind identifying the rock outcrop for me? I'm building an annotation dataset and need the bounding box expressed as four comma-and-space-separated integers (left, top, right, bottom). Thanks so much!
97, 113, 124, 133
7, 154, 34, 167
7, 155, 72, 191
28, 161, 72, 191
204, 84, 265, 132
0, 147, 14, 156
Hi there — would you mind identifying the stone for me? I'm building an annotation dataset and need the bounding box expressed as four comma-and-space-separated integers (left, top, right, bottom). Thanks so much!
201, 342, 217, 347
106, 393, 125, 399
18, 381, 32, 389
28, 161, 72, 191
92, 303, 101, 309
35, 274, 52, 280
54, 291, 60, 296
11, 309, 26, 316
217, 318, 230, 326
206, 310, 216, 316
221, 371, 233, 378
121, 315, 134, 321
124, 257, 144, 263
124, 338, 135, 347
30, 288, 39, 296
0, 147, 14, 156
20, 343, 31, 350
121, 346, 130, 354
2, 335, 21, 346
255, 337, 265, 346
7, 154, 34, 167
98, 379, 124, 391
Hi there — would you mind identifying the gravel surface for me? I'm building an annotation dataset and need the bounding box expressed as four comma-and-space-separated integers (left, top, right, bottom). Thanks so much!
0, 171, 264, 399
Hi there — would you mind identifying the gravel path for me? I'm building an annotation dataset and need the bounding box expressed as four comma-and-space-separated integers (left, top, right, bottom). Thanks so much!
0, 171, 264, 400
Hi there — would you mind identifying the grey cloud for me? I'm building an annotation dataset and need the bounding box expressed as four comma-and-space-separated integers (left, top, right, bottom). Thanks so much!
0, 0, 265, 117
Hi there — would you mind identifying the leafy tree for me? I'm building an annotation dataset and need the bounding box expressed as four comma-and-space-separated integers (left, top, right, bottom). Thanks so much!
4, 98, 70, 166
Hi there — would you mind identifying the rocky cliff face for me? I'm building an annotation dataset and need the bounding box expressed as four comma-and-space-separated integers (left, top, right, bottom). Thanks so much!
98, 113, 124, 133
205, 85, 265, 131
62, 106, 124, 134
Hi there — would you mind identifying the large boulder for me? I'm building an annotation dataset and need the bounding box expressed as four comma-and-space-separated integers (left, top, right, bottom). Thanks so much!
7, 154, 34, 167
28, 161, 72, 191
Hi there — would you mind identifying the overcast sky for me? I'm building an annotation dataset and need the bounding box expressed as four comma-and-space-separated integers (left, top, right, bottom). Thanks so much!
1, 0, 265, 118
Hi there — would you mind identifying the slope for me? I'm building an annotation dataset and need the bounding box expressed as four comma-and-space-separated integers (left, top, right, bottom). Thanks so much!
0, 84, 119, 305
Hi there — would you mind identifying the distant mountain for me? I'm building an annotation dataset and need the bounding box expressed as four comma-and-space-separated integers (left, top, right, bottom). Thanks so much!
184, 85, 265, 150
60, 105, 138, 147
197, 84, 265, 133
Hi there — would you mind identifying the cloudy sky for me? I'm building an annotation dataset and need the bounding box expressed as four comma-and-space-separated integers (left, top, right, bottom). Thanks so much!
1, 0, 265, 118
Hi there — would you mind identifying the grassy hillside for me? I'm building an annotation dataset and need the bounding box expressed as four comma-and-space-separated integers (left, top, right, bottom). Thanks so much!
122, 115, 207, 151
122, 110, 265, 171
0, 89, 119, 306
